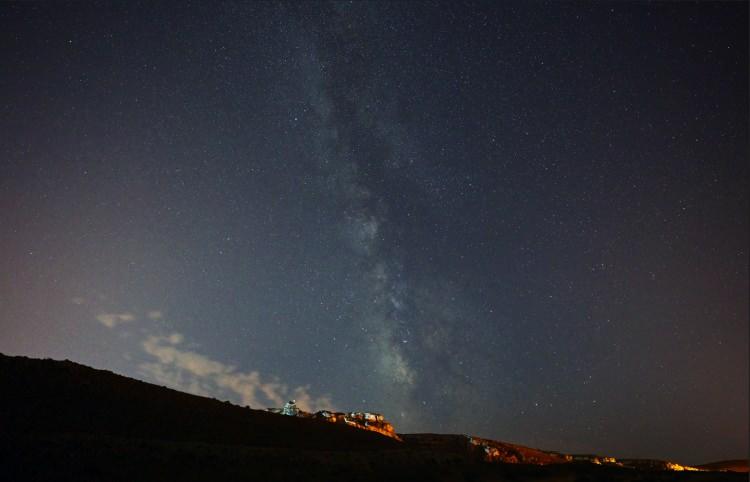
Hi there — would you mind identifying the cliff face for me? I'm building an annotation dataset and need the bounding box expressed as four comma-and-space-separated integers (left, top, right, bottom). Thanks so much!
466, 435, 570, 465
401, 434, 569, 465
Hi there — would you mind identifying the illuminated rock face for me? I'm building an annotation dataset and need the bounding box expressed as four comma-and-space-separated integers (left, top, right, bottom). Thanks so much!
266, 405, 401, 441
571, 454, 606, 465
618, 459, 702, 471
568, 455, 702, 472
315, 411, 401, 441
465, 436, 571, 465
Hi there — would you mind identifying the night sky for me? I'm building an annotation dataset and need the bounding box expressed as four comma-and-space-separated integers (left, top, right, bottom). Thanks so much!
1, 1, 747, 465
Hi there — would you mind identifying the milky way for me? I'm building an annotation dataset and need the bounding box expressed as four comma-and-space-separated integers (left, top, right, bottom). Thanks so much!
0, 1, 746, 464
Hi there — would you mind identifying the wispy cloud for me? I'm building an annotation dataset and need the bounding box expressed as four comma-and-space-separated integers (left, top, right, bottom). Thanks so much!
88, 308, 334, 412
96, 312, 135, 328
138, 333, 334, 412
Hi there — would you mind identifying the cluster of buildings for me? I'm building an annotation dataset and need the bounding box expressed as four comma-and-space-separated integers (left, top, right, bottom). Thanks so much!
267, 400, 401, 441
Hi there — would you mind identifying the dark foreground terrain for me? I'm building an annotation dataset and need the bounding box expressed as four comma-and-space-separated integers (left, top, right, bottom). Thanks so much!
1, 353, 745, 481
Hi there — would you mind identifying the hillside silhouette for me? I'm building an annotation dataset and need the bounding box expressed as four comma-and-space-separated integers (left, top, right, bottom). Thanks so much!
0, 353, 395, 451
1, 353, 745, 481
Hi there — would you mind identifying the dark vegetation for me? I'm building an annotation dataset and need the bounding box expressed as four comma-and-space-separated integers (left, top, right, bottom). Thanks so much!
1, 353, 745, 481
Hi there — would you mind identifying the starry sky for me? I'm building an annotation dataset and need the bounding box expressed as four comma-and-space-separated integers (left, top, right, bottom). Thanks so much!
0, 1, 747, 465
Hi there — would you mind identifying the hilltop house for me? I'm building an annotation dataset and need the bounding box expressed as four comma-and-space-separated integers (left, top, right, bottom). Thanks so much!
266, 403, 401, 441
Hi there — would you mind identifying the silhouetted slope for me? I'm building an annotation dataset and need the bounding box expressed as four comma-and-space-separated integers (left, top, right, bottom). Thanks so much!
1, 353, 745, 482
401, 434, 569, 464
696, 460, 749, 473
0, 353, 397, 451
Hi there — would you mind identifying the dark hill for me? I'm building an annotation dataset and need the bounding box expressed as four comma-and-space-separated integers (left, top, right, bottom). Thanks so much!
0, 353, 396, 451
696, 461, 749, 473
1, 353, 745, 481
